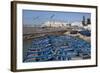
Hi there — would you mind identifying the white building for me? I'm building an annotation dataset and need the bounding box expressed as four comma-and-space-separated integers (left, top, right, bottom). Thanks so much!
84, 25, 91, 30
71, 22, 83, 27
71, 21, 91, 31
41, 21, 70, 27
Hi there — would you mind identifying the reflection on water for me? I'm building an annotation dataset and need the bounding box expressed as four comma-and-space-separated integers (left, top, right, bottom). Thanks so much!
23, 35, 91, 62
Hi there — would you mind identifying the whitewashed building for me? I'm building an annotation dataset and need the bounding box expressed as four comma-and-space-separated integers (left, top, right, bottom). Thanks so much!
41, 21, 70, 27
71, 22, 83, 27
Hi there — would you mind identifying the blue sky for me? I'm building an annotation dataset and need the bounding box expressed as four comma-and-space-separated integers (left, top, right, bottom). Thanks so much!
23, 10, 91, 27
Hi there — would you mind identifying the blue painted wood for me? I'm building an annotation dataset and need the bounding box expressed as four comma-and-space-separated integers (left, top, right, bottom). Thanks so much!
23, 35, 91, 62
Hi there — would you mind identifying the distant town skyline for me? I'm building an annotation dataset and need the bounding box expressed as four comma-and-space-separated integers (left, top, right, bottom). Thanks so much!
23, 10, 91, 27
